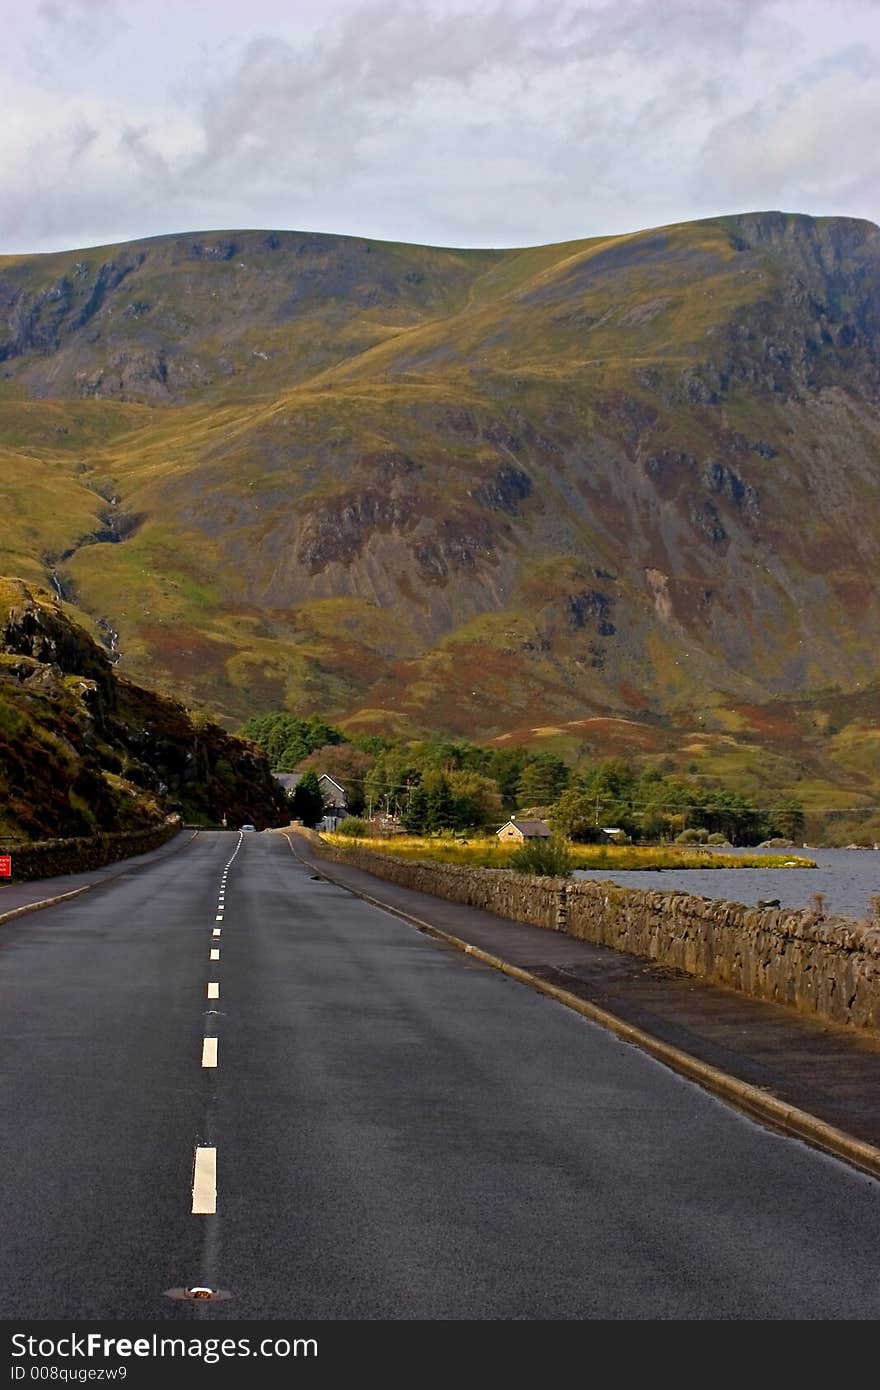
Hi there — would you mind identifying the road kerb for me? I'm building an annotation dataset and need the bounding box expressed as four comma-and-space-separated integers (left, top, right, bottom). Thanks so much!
0, 830, 200, 928
0, 882, 98, 927
287, 834, 880, 1183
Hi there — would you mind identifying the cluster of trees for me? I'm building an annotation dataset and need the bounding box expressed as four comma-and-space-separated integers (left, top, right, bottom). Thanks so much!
240, 712, 805, 845
549, 762, 805, 845
239, 714, 344, 772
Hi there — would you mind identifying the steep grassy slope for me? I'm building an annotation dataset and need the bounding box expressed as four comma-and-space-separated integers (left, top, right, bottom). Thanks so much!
0, 212, 878, 812
0, 580, 287, 840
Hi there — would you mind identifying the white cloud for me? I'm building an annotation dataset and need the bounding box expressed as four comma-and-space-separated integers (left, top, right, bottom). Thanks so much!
0, 0, 877, 252
698, 70, 880, 209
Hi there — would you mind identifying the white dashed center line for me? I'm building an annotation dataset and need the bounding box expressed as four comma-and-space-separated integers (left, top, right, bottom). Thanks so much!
192, 1147, 217, 1214
210, 948, 220, 961
201, 1038, 218, 1069
207, 982, 219, 1000
212, 927, 221, 937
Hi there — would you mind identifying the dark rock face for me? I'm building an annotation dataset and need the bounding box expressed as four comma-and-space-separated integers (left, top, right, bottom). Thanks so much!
2, 594, 114, 698
474, 464, 532, 514
688, 501, 727, 546
297, 490, 418, 571
567, 589, 616, 635
701, 460, 760, 520
645, 448, 696, 495
188, 240, 238, 261
410, 512, 499, 585
715, 213, 880, 401
594, 392, 659, 450
0, 583, 286, 839
0, 256, 143, 363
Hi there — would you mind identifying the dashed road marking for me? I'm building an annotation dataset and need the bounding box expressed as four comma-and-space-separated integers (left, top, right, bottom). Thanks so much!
192, 1147, 217, 1214
207, 982, 219, 1000
210, 948, 220, 960
215, 914, 224, 921
213, 927, 221, 937
202, 1037, 218, 1068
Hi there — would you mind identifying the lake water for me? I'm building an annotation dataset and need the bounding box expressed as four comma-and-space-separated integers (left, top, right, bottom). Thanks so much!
573, 846, 880, 921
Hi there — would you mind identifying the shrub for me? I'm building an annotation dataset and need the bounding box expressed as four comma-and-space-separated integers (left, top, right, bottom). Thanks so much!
706, 832, 730, 845
510, 835, 573, 878
336, 816, 368, 838
675, 827, 709, 844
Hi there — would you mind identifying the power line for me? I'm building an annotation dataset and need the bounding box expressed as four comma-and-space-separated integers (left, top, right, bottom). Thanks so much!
278, 768, 877, 816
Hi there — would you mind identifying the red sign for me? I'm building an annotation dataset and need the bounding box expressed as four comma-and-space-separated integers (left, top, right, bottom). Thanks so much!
0, 856, 10, 878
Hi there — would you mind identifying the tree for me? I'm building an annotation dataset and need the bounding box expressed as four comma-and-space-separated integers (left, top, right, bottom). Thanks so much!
770, 797, 806, 842
424, 774, 459, 832
516, 753, 569, 807
510, 836, 573, 878
402, 785, 430, 834
550, 788, 602, 841
698, 789, 768, 846
447, 770, 503, 828
364, 748, 420, 817
240, 713, 346, 770
488, 746, 529, 811
289, 771, 325, 828
295, 743, 375, 815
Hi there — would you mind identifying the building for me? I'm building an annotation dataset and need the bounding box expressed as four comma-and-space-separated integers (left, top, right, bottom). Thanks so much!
272, 772, 302, 797
496, 818, 553, 843
317, 774, 348, 811
273, 770, 351, 829
317, 774, 349, 831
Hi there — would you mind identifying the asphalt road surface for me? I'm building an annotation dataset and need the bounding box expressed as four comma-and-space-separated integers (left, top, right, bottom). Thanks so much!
1, 830, 878, 1321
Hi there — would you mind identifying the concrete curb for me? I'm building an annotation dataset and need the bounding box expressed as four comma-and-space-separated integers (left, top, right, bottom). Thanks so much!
287, 834, 880, 1183
0, 830, 200, 929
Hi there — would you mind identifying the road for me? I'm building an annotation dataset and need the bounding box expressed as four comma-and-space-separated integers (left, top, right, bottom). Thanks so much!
0, 829, 878, 1320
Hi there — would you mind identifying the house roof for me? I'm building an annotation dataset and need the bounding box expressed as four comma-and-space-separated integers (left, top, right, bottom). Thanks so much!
272, 772, 302, 791
498, 818, 552, 837
317, 774, 347, 795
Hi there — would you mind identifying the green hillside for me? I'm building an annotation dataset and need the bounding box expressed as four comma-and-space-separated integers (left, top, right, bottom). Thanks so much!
0, 211, 878, 826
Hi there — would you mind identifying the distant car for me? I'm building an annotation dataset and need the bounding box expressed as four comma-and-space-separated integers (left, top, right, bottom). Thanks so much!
241, 823, 256, 832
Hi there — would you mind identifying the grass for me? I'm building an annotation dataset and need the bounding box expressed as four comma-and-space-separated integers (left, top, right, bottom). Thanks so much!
0, 211, 878, 831
322, 833, 816, 871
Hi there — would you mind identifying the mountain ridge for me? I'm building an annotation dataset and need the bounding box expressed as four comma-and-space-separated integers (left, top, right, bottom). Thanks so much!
0, 209, 878, 824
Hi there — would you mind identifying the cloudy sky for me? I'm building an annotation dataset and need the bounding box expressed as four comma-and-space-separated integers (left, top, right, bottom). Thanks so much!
2, 0, 878, 253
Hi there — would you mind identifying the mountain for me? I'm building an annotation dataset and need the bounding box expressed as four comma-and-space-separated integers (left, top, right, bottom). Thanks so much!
0, 579, 286, 840
0, 211, 878, 818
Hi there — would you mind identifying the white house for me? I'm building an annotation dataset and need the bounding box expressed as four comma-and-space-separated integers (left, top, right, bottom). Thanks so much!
496, 818, 552, 843
318, 774, 348, 810
317, 774, 349, 830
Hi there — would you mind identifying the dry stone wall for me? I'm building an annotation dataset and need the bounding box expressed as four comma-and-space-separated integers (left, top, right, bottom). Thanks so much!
0, 819, 182, 881
314, 840, 880, 1032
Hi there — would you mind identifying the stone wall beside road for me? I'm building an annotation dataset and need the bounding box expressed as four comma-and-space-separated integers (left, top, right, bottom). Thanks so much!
0, 819, 182, 881
313, 839, 880, 1033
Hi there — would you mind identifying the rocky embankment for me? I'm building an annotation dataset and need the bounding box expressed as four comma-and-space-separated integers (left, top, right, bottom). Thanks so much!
0, 578, 286, 841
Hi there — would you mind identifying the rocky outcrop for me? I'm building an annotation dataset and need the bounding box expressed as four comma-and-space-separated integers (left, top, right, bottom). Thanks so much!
0, 580, 287, 841
0, 255, 143, 363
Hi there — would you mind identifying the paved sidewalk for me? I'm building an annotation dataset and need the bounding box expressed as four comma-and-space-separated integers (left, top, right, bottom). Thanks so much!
289, 833, 880, 1153
0, 830, 198, 919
